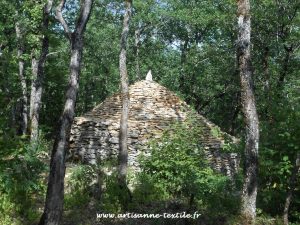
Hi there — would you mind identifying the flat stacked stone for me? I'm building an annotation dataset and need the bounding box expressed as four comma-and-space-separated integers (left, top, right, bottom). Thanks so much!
69, 79, 239, 177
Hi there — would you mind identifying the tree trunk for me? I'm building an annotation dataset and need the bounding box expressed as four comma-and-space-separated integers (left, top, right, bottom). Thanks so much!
134, 24, 141, 81
179, 39, 188, 91
283, 153, 300, 225
277, 44, 293, 89
29, 0, 53, 143
237, 0, 259, 223
15, 21, 28, 136
229, 92, 240, 136
39, 43, 81, 225
39, 1, 92, 224
262, 46, 271, 121
263, 46, 270, 95
30, 56, 39, 140
118, 0, 132, 207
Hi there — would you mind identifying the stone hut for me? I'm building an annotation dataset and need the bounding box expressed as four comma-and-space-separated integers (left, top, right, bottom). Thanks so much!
70, 77, 240, 177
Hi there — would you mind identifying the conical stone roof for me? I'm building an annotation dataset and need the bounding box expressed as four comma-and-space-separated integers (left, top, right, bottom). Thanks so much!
70, 80, 239, 176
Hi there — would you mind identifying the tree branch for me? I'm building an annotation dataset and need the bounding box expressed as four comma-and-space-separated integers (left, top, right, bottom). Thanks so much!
74, 0, 93, 36
45, 0, 53, 14
55, 0, 71, 41
46, 51, 61, 58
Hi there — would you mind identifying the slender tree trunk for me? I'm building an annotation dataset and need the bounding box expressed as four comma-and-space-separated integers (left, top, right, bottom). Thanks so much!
283, 153, 300, 225
40, 41, 82, 225
30, 56, 39, 138
118, 0, 132, 207
29, 0, 53, 142
262, 46, 276, 129
102, 65, 109, 97
263, 46, 270, 94
15, 21, 28, 136
134, 25, 140, 81
179, 39, 188, 91
277, 44, 293, 89
237, 0, 259, 223
229, 92, 240, 136
39, 1, 92, 224
262, 46, 271, 121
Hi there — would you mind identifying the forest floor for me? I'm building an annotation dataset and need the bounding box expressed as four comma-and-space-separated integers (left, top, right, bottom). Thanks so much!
60, 164, 228, 225
30, 163, 288, 225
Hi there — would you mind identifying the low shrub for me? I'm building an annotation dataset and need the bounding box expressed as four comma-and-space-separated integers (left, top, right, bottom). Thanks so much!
134, 116, 240, 219
0, 135, 49, 224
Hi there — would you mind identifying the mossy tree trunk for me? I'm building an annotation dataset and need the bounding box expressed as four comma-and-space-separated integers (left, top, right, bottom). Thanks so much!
237, 0, 259, 223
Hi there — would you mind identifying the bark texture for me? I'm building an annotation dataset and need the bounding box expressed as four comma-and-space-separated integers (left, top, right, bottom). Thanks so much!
283, 153, 300, 225
118, 0, 132, 186
237, 0, 259, 223
15, 21, 28, 136
118, 1, 133, 209
39, 1, 92, 224
29, 0, 53, 142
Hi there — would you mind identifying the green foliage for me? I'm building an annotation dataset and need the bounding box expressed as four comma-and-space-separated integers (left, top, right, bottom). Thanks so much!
136, 116, 239, 217
258, 98, 300, 222
99, 172, 124, 213
64, 165, 96, 210
0, 0, 299, 223
229, 214, 285, 225
132, 172, 170, 204
0, 136, 49, 225
255, 215, 285, 225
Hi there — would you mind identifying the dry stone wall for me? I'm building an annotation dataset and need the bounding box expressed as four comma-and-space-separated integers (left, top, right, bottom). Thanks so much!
70, 80, 240, 177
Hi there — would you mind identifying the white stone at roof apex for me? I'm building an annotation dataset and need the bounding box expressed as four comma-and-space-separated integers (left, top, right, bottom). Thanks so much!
146, 70, 152, 81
